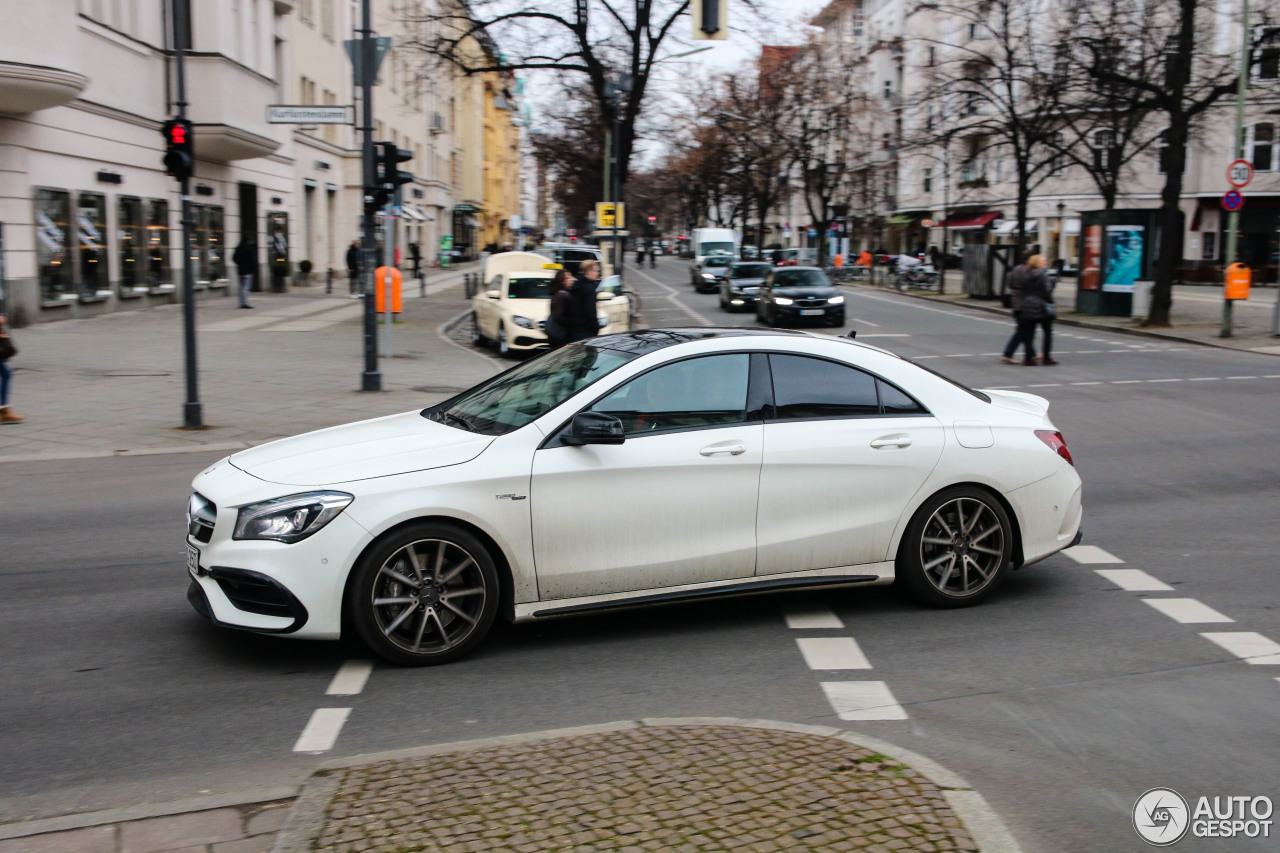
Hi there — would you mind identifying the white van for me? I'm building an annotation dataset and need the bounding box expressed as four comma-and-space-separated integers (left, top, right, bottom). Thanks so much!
689, 227, 738, 287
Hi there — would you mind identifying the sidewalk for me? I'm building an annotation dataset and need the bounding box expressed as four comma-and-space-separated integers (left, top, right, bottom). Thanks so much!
0, 262, 497, 463
858, 273, 1280, 356
0, 721, 1020, 853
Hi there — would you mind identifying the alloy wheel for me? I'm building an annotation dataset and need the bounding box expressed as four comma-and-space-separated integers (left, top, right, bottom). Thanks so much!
917, 496, 1007, 598
368, 537, 489, 658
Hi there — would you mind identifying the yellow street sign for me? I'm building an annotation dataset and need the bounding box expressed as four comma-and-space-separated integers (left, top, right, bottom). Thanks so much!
596, 202, 625, 228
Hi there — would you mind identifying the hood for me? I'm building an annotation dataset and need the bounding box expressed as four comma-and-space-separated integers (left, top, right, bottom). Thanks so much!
230, 411, 493, 486
772, 285, 839, 297
502, 298, 552, 319
729, 278, 766, 287
981, 389, 1050, 416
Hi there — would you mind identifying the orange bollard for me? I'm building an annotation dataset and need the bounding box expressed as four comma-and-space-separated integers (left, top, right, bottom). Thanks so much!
374, 266, 403, 313
1224, 262, 1251, 300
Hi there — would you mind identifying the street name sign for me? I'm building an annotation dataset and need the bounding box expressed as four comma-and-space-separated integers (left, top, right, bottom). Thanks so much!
1221, 190, 1245, 212
1227, 159, 1254, 189
268, 105, 354, 124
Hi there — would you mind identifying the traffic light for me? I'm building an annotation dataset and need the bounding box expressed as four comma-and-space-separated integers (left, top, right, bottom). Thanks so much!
368, 141, 413, 211
162, 118, 195, 181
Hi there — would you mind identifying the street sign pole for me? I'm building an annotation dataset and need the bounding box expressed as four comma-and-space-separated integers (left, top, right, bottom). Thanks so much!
173, 0, 201, 428
1222, 0, 1250, 338
358, 0, 380, 389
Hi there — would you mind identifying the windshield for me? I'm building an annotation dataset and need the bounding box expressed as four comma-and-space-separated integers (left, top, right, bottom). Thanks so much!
424, 343, 638, 435
733, 264, 772, 279
700, 242, 735, 256
772, 269, 830, 287
704, 257, 730, 268
599, 274, 622, 297
507, 277, 553, 299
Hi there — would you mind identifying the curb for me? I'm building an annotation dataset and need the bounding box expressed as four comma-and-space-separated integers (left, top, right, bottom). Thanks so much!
270, 718, 1021, 853
0, 786, 299, 841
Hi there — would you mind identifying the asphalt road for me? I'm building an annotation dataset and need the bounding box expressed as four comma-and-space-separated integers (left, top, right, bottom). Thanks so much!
2, 256, 1278, 853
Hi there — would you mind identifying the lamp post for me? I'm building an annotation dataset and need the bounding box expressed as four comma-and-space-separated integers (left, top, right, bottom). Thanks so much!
606, 73, 632, 282
1222, 0, 1250, 338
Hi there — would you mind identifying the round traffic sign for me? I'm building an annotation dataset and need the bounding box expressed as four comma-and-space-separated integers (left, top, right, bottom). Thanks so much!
921, 218, 935, 228
1228, 159, 1253, 189
1222, 189, 1245, 212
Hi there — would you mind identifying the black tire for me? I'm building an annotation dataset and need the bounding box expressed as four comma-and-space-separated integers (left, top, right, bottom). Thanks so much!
896, 486, 1013, 608
349, 522, 500, 666
470, 314, 487, 347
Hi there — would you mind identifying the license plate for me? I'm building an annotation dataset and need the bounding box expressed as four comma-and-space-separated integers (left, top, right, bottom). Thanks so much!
800, 309, 824, 316
187, 544, 201, 578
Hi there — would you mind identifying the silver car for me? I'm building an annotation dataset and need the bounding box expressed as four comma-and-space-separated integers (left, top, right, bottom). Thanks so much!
718, 262, 774, 312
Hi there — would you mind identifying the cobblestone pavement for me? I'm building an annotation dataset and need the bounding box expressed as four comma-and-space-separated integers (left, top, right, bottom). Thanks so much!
305, 725, 978, 853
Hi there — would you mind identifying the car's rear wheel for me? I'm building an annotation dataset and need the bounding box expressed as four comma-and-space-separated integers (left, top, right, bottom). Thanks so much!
350, 522, 500, 666
897, 487, 1012, 607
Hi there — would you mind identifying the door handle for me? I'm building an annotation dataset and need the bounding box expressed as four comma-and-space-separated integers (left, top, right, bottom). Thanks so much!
700, 443, 747, 456
870, 435, 912, 449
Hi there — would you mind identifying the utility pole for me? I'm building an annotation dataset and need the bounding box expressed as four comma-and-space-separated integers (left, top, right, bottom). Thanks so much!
1222, 0, 1250, 339
171, 0, 201, 428
358, 0, 381, 390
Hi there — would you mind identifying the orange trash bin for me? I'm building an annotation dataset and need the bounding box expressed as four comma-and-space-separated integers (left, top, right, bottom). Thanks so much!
1225, 262, 1251, 300
374, 266, 403, 313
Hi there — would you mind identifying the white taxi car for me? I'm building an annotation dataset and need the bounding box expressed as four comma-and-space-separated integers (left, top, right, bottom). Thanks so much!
470, 251, 630, 356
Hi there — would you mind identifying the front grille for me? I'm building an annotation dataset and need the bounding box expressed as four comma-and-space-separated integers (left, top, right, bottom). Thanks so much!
795, 297, 828, 307
187, 493, 217, 544
211, 567, 300, 618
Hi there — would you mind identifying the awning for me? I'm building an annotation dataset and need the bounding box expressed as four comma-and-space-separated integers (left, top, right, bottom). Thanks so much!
454, 203, 477, 212
402, 205, 425, 221
992, 219, 1038, 235
935, 212, 1001, 230
886, 214, 918, 227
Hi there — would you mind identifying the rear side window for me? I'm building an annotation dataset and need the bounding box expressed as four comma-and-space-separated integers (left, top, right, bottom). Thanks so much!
767, 355, 928, 419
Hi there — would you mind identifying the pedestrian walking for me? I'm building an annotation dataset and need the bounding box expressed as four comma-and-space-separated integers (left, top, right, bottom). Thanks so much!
544, 269, 573, 349
346, 241, 361, 296
1030, 255, 1058, 365
568, 259, 603, 342
409, 242, 422, 281
232, 237, 257, 308
0, 315, 22, 424
635, 245, 646, 266
1000, 254, 1052, 365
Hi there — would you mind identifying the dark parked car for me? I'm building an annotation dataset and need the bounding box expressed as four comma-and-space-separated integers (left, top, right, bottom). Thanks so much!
692, 254, 733, 292
718, 262, 774, 312
756, 266, 845, 327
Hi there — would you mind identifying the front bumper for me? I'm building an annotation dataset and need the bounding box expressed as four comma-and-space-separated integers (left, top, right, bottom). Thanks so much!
774, 304, 844, 323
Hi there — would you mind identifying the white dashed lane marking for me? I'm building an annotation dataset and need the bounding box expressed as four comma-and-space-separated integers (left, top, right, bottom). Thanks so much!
293, 708, 352, 753
1200, 633, 1280, 665
1096, 569, 1172, 592
326, 660, 374, 695
1141, 598, 1235, 624
820, 682, 909, 721
796, 637, 872, 670
784, 606, 844, 630
1063, 545, 1124, 564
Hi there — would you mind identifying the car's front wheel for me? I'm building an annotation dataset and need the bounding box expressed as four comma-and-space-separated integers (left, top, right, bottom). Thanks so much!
350, 522, 500, 666
897, 487, 1012, 607
497, 323, 511, 357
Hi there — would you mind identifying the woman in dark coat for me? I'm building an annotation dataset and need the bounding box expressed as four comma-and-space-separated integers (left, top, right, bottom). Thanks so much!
545, 269, 573, 349
1001, 255, 1051, 365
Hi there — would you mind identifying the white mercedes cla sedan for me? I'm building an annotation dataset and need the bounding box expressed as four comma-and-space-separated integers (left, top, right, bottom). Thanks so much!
186, 329, 1082, 665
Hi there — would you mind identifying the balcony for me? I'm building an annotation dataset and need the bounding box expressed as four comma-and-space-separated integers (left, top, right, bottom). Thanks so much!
0, 61, 87, 114
0, 0, 85, 114
185, 55, 281, 162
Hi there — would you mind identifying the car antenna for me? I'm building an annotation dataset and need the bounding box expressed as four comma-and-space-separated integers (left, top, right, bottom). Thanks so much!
844, 330, 857, 340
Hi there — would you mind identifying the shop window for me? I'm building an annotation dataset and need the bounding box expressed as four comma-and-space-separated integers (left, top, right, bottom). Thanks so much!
147, 199, 172, 289
34, 189, 73, 302
1202, 231, 1216, 260
1248, 122, 1275, 171
77, 192, 108, 298
118, 196, 145, 292
191, 204, 226, 284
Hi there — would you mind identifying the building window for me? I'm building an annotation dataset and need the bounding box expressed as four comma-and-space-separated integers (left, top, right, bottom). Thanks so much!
118, 196, 145, 292
299, 0, 313, 25
34, 189, 73, 302
923, 168, 933, 193
1202, 231, 1216, 260
77, 192, 108, 298
1248, 122, 1275, 171
321, 0, 335, 39
884, 80, 893, 100
1091, 129, 1116, 171
191, 205, 226, 284
1253, 27, 1280, 81
1156, 129, 1186, 174
927, 46, 936, 67
147, 199, 171, 289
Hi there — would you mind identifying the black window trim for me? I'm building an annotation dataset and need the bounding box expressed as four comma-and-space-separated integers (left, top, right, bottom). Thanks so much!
762, 352, 933, 423
540, 350, 767, 448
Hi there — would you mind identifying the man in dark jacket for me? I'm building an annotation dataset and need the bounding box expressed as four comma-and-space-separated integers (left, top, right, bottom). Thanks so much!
346, 241, 361, 296
232, 238, 257, 308
568, 259, 602, 341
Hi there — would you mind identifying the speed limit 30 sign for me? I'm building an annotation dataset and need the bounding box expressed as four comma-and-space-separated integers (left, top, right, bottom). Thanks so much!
1228, 159, 1254, 189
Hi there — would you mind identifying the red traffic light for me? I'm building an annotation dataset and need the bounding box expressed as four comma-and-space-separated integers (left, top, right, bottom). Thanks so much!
648, 216, 656, 221
161, 118, 195, 182
169, 124, 187, 145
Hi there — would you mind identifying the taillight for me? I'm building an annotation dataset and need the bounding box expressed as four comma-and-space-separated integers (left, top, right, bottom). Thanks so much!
1035, 430, 1073, 466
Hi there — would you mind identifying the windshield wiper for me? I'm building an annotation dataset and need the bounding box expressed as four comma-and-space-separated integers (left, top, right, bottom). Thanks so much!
438, 411, 478, 432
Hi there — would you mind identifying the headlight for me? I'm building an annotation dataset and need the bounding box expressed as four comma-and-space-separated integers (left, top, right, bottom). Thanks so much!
774, 296, 794, 306
233, 491, 354, 543
828, 295, 845, 305
512, 315, 535, 329
702, 273, 717, 280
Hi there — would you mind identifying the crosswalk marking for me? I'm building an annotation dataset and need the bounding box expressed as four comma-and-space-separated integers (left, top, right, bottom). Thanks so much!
1095, 569, 1172, 592
1200, 633, 1280, 665
820, 682, 908, 720
293, 708, 351, 753
784, 606, 844, 630
1141, 598, 1234, 624
1063, 545, 1124, 564
797, 637, 872, 670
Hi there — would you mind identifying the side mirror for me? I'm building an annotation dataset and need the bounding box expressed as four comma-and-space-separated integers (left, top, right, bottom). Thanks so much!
485, 289, 500, 299
562, 411, 625, 446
